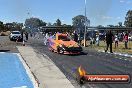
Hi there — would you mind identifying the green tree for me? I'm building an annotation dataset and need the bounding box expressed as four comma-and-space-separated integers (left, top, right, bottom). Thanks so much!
5, 22, 23, 31
62, 24, 67, 26
97, 25, 104, 27
107, 25, 114, 27
53, 23, 57, 26
5, 23, 13, 31
56, 19, 61, 26
72, 15, 90, 34
0, 21, 4, 32
118, 22, 122, 27
0, 21, 9, 32
124, 10, 132, 27
47, 22, 52, 26
25, 17, 47, 32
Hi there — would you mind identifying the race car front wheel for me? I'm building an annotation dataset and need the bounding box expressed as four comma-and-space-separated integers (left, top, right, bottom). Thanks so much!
57, 46, 64, 54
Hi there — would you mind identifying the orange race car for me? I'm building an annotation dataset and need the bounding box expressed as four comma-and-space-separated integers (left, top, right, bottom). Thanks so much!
48, 33, 83, 54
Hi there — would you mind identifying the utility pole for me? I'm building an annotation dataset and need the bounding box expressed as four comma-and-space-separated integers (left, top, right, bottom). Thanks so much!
83, 0, 87, 47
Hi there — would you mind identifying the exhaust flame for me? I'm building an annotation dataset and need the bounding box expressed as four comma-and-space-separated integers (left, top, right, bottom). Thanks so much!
78, 66, 86, 76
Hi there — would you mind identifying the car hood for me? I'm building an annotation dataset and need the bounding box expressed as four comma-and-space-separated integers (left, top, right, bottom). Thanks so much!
58, 40, 79, 47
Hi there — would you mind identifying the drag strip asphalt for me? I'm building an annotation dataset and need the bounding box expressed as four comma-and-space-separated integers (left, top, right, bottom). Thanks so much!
28, 38, 132, 88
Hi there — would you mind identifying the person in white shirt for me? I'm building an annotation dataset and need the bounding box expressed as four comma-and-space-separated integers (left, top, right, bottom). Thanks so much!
114, 34, 119, 49
44, 33, 49, 45
96, 35, 99, 46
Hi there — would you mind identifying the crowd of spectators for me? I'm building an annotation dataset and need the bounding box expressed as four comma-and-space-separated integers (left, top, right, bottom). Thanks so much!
34, 30, 131, 53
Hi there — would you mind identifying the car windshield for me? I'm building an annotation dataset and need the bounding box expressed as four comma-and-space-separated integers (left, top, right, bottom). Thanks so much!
58, 35, 70, 41
12, 32, 20, 34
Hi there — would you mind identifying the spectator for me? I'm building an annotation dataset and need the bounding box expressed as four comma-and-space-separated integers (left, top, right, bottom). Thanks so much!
66, 32, 71, 39
114, 34, 119, 49
96, 34, 99, 46
105, 30, 114, 53
21, 32, 23, 41
53, 32, 57, 36
30, 33, 32, 37
123, 32, 128, 49
73, 31, 78, 42
78, 34, 82, 45
25, 32, 28, 41
44, 33, 49, 45
66, 32, 69, 36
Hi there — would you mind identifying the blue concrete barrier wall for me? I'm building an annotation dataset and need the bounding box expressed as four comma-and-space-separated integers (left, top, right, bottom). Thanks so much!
0, 53, 33, 88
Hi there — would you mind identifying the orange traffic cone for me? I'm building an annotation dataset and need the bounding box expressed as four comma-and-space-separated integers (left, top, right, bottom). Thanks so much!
23, 40, 25, 46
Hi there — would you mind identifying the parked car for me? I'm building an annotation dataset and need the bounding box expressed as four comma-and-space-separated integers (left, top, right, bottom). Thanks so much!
9, 31, 22, 41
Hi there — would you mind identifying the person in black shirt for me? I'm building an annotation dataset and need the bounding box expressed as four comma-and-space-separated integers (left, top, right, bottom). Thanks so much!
25, 32, 29, 40
73, 31, 78, 42
105, 30, 114, 53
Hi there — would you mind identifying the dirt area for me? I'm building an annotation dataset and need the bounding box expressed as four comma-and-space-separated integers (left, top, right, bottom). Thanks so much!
0, 36, 22, 53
